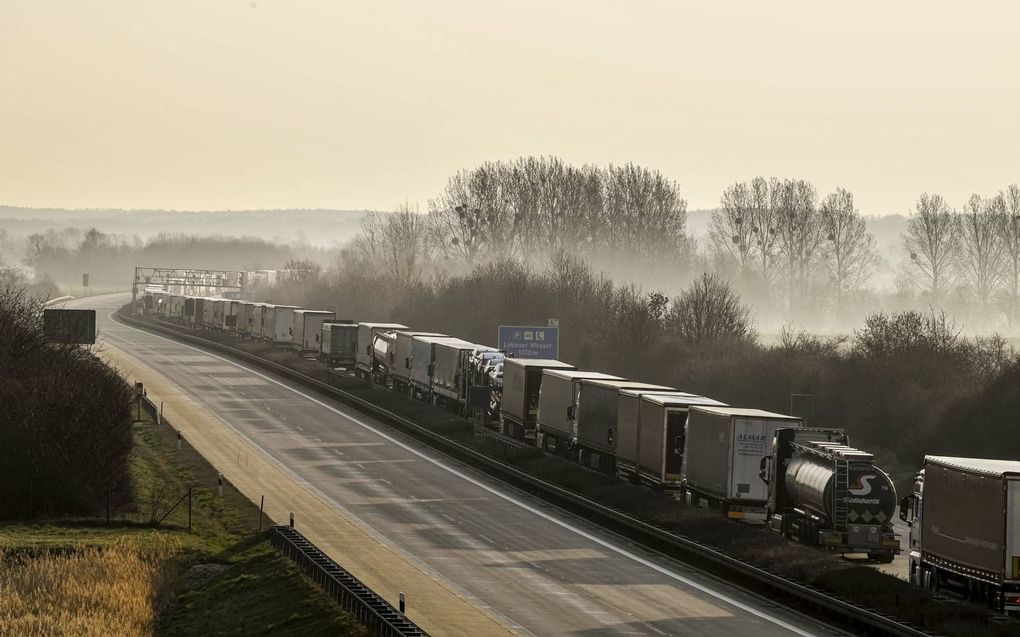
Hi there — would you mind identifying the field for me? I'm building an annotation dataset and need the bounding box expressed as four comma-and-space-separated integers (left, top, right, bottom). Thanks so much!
0, 404, 365, 637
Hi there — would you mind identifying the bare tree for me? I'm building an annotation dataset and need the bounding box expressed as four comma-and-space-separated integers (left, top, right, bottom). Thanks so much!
903, 193, 960, 305
820, 188, 876, 314
996, 184, 1020, 326
749, 177, 782, 287
775, 179, 825, 312
427, 157, 687, 268
380, 202, 434, 286
666, 272, 756, 343
958, 193, 1004, 316
709, 182, 755, 272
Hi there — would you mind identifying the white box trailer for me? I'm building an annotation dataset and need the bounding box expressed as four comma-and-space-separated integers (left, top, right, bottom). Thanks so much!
409, 335, 461, 395
575, 379, 674, 473
264, 305, 300, 344
252, 304, 270, 339
356, 322, 407, 376
200, 297, 216, 328
536, 369, 621, 456
392, 331, 445, 389
292, 310, 335, 352
616, 392, 727, 489
683, 406, 802, 521
236, 301, 254, 335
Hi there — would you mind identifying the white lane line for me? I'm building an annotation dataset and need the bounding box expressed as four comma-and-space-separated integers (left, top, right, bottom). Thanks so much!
106, 311, 819, 637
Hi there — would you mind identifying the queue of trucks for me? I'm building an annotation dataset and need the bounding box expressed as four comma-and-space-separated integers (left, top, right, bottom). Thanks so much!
141, 287, 1020, 614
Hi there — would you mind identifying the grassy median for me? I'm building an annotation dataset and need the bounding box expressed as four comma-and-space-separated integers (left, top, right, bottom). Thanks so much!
0, 406, 365, 637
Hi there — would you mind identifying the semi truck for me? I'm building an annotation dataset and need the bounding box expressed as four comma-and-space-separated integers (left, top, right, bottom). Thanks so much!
428, 338, 479, 403
616, 392, 727, 490
408, 335, 462, 398
356, 322, 407, 379
761, 427, 899, 562
264, 305, 300, 345
682, 406, 802, 521
236, 301, 255, 337
320, 322, 359, 367
251, 303, 269, 339
371, 330, 399, 384
292, 310, 335, 353
500, 359, 575, 443
535, 369, 621, 456
901, 456, 1020, 614
391, 331, 445, 391
574, 379, 674, 473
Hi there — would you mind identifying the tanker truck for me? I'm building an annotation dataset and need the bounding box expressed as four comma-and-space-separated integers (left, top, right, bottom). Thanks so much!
901, 457, 1020, 614
760, 427, 900, 562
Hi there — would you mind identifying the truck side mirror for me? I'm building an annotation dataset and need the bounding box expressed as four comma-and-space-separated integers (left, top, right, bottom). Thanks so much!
899, 495, 911, 522
405, 357, 411, 369
759, 456, 771, 484
607, 428, 614, 445
673, 435, 683, 454
566, 406, 575, 420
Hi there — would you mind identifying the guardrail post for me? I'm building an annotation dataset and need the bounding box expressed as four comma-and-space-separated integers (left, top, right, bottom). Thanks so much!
399, 591, 406, 614
258, 495, 265, 531
177, 429, 182, 450
289, 512, 295, 528
217, 473, 223, 497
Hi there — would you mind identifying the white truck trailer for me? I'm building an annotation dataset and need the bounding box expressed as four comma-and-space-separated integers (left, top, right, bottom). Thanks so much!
292, 310, 335, 353
682, 406, 802, 522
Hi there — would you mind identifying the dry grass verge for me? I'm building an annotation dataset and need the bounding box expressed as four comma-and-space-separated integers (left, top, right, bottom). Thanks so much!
0, 535, 179, 637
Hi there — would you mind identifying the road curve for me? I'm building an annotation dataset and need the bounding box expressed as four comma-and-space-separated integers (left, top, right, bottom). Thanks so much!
72, 293, 850, 637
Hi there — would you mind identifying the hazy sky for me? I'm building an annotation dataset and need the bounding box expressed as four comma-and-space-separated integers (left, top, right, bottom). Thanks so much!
2, 1, 1018, 215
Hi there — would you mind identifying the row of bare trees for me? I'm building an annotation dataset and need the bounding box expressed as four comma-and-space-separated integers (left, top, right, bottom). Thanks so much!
903, 185, 1020, 327
428, 156, 688, 268
708, 178, 876, 320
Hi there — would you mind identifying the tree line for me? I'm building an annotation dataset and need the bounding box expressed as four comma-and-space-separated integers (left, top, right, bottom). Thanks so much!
0, 287, 134, 519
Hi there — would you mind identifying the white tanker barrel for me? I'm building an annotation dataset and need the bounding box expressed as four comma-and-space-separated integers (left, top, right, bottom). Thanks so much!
785, 452, 897, 529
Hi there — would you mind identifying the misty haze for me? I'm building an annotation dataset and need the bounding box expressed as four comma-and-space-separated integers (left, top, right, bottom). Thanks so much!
3, 3, 1020, 637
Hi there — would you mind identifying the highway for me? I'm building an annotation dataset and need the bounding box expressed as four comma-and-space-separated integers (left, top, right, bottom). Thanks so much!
73, 293, 849, 637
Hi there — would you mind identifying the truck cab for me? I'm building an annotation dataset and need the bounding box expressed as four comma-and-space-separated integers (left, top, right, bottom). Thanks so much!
900, 471, 924, 587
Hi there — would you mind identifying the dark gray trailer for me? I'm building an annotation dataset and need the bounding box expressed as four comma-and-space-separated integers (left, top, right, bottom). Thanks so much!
500, 359, 575, 443
535, 369, 621, 457
574, 379, 673, 473
320, 322, 359, 367
616, 392, 726, 489
902, 456, 1020, 614
430, 338, 478, 403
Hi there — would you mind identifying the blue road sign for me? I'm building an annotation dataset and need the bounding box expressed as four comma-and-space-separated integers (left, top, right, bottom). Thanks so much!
498, 325, 560, 359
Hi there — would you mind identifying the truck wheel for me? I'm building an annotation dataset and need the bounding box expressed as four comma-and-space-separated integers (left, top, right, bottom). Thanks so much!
867, 552, 895, 564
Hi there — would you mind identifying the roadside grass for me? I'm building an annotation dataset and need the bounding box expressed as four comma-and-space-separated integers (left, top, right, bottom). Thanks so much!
0, 405, 364, 637
166, 321, 1020, 637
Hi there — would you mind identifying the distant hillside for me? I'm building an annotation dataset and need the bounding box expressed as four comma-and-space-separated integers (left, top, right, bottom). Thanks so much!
0, 207, 380, 246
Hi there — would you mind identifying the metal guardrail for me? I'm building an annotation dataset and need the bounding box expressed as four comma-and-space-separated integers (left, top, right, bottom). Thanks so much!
118, 310, 937, 637
270, 525, 429, 637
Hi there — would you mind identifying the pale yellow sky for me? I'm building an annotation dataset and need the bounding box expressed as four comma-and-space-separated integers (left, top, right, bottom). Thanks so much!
1, 1, 1018, 214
